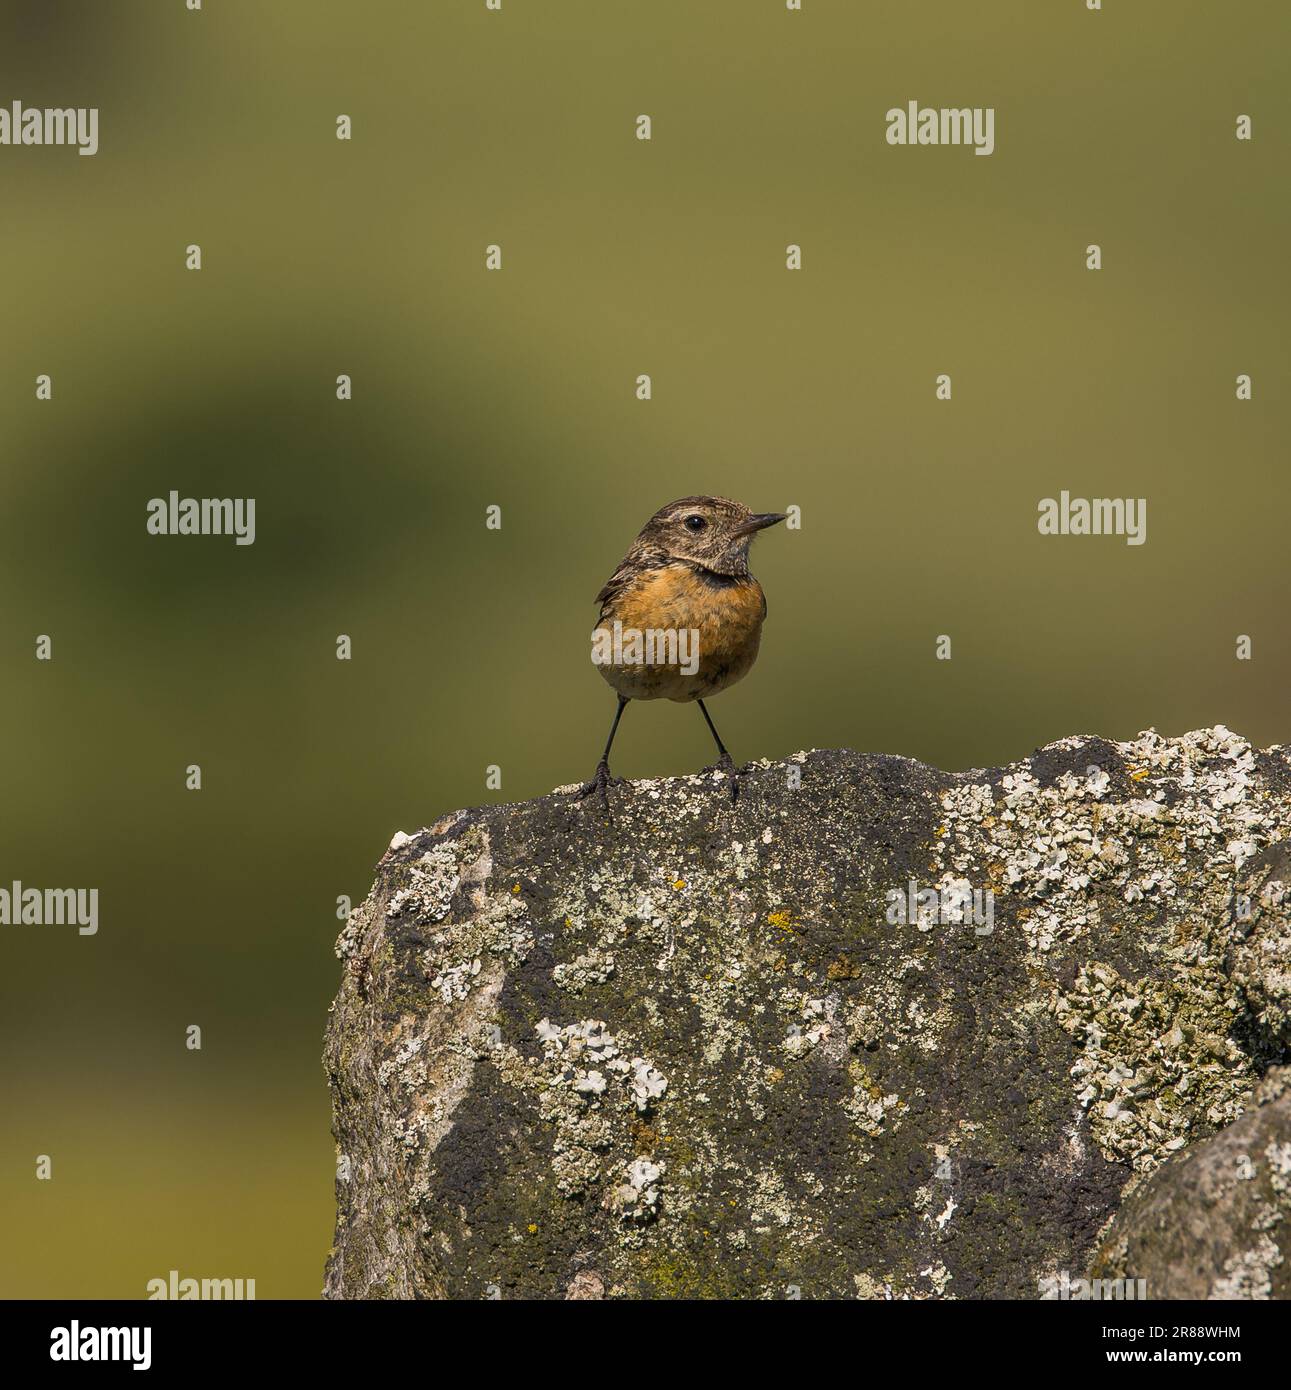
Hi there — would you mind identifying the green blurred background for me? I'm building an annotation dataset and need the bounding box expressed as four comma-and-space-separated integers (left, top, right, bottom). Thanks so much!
1, 0, 1286, 1297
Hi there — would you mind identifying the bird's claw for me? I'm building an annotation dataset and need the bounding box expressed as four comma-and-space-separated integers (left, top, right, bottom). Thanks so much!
700, 753, 746, 802
573, 761, 621, 809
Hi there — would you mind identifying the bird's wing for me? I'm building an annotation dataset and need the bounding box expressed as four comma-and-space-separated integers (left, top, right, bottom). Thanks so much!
594, 558, 641, 619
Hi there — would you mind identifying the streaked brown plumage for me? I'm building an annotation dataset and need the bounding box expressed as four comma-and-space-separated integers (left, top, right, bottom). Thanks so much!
577, 496, 786, 804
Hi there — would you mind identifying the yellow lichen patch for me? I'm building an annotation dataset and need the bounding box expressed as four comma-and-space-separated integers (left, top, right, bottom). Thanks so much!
768, 908, 804, 937
1129, 768, 1151, 781
673, 878, 686, 890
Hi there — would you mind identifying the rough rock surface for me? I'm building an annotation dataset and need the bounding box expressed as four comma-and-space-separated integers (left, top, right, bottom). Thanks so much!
1090, 1066, 1291, 1299
322, 726, 1290, 1299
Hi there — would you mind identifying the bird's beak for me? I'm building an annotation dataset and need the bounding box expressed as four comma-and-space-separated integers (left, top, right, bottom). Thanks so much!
735, 512, 788, 537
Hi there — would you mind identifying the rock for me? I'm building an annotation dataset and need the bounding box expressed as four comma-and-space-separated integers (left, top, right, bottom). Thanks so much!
321, 726, 1291, 1299
1089, 1066, 1291, 1299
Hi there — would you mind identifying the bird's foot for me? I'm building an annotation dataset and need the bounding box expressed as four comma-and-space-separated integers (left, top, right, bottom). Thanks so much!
699, 752, 746, 802
573, 761, 621, 809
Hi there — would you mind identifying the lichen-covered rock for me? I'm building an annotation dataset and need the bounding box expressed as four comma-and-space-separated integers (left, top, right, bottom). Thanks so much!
1089, 1066, 1291, 1299
322, 726, 1291, 1299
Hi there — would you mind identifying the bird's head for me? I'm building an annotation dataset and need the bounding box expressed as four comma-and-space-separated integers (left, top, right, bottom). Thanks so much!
637, 496, 786, 576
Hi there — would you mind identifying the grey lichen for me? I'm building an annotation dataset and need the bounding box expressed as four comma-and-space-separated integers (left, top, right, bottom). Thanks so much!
323, 728, 1290, 1299
1090, 1065, 1291, 1299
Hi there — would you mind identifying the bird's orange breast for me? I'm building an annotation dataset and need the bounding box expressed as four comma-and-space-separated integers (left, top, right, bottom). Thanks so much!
596, 564, 766, 702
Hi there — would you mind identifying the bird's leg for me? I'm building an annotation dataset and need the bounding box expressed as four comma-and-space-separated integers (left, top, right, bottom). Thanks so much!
697, 699, 743, 801
575, 696, 628, 806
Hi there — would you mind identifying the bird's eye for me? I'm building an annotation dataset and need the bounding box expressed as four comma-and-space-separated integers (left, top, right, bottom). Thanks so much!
684, 514, 707, 532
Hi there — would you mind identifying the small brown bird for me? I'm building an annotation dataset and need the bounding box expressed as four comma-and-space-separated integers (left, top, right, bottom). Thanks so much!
577, 496, 786, 803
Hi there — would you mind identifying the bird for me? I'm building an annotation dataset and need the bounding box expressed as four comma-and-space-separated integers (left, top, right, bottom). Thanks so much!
576, 495, 786, 804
